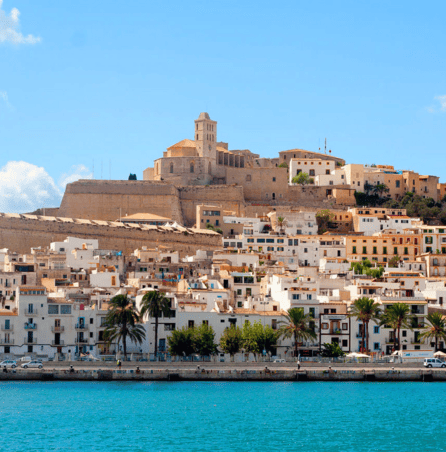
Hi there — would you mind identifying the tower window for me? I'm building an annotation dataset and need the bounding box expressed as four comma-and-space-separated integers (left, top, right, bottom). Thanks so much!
190, 163, 194, 173
196, 134, 199, 140
170, 163, 174, 173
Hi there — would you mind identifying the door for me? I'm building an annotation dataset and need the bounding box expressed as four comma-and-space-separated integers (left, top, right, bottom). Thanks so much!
27, 331, 33, 343
5, 319, 10, 330
159, 339, 166, 352
54, 333, 60, 345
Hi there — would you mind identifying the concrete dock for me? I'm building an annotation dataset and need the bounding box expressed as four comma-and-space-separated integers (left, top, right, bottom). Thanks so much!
0, 362, 445, 382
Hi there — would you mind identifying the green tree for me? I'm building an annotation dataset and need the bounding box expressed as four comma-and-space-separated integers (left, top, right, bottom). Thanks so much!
420, 312, 446, 352
292, 172, 311, 185
242, 321, 260, 361
277, 216, 285, 229
219, 325, 243, 361
103, 294, 145, 359
316, 209, 335, 234
140, 291, 172, 358
320, 342, 345, 358
128, 173, 137, 180
167, 327, 195, 357
278, 308, 317, 358
194, 323, 218, 356
278, 162, 288, 169
388, 255, 401, 268
349, 297, 381, 352
373, 183, 390, 197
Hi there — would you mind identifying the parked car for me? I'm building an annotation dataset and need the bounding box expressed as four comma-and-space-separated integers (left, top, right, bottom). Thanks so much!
0, 360, 17, 368
19, 356, 32, 362
21, 361, 43, 369
423, 358, 446, 368
273, 358, 286, 363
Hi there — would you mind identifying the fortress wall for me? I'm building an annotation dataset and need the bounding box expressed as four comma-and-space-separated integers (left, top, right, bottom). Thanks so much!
0, 214, 222, 256
225, 167, 289, 201
58, 180, 184, 223
178, 185, 245, 226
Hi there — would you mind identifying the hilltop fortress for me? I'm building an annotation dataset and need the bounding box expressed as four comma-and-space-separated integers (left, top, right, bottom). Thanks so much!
57, 113, 357, 226
2, 112, 444, 254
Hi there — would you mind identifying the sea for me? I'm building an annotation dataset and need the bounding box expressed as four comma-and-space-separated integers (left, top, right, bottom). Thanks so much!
1, 381, 445, 451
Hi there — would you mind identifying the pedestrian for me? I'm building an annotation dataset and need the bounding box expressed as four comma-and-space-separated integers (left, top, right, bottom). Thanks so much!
117, 359, 122, 369
297, 360, 301, 370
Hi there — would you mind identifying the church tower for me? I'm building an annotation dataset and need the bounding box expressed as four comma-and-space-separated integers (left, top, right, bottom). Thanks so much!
194, 112, 217, 174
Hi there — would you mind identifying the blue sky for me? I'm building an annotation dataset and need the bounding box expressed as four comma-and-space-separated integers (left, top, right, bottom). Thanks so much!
0, 0, 445, 212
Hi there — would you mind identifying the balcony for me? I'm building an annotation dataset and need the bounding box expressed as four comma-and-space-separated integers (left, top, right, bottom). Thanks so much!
51, 326, 65, 333
52, 340, 65, 346
0, 338, 14, 345
24, 323, 37, 330
24, 338, 37, 344
330, 329, 343, 335
75, 324, 89, 331
1, 325, 13, 331
385, 337, 396, 344
77, 338, 89, 343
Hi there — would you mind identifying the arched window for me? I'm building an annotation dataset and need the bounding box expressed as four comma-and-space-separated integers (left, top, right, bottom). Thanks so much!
170, 163, 174, 173
190, 162, 194, 173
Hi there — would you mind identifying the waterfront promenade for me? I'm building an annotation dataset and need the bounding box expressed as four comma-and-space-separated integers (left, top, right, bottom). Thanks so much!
1, 361, 444, 382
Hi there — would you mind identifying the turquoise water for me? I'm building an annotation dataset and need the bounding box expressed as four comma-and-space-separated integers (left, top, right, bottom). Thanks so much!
1, 381, 446, 451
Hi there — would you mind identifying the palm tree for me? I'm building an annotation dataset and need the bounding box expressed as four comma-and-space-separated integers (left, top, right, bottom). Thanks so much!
103, 294, 146, 359
140, 290, 172, 358
380, 303, 413, 351
278, 308, 317, 358
373, 183, 390, 198
277, 217, 285, 230
420, 312, 446, 352
349, 297, 381, 352
389, 303, 413, 350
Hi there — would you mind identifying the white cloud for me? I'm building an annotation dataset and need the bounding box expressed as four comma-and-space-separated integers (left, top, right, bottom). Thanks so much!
435, 95, 446, 112
0, 161, 61, 213
0, 161, 93, 213
59, 164, 93, 189
0, 0, 41, 44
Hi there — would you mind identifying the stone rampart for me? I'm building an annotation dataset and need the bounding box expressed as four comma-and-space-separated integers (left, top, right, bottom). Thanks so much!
58, 180, 184, 223
0, 213, 221, 255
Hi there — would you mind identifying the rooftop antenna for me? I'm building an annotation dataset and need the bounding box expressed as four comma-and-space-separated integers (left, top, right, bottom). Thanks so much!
325, 138, 327, 154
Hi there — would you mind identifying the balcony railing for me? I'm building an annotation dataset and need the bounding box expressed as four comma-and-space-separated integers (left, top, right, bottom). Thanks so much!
24, 309, 38, 316
51, 326, 65, 333
77, 338, 88, 343
52, 340, 65, 346
1, 325, 13, 331
23, 338, 37, 344
24, 323, 37, 330
75, 324, 88, 330
0, 338, 14, 345
385, 337, 396, 344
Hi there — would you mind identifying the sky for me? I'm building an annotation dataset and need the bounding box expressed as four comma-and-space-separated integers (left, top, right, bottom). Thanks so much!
0, 0, 445, 212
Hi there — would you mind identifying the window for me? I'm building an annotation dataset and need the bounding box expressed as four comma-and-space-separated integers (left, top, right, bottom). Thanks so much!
342, 323, 348, 330
394, 247, 398, 255
374, 326, 379, 334
292, 294, 300, 300
352, 246, 357, 254
272, 177, 276, 182
383, 246, 387, 255
396, 180, 400, 188
246, 174, 251, 181
362, 246, 367, 254
48, 305, 59, 314
322, 323, 328, 329
169, 163, 174, 173
342, 340, 348, 347
190, 163, 194, 173
326, 169, 330, 175
309, 169, 315, 176
373, 247, 377, 254
404, 247, 408, 255
374, 343, 380, 351
61, 305, 71, 314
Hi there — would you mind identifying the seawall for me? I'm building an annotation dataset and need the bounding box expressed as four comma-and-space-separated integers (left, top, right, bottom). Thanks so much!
1, 368, 444, 382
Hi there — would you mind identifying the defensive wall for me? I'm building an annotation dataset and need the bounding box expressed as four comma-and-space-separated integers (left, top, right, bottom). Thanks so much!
0, 213, 221, 255
57, 179, 355, 227
58, 180, 246, 227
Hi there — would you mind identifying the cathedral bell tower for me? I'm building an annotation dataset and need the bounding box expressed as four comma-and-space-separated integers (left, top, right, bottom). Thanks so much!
194, 112, 217, 174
